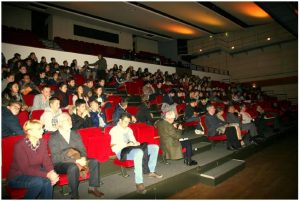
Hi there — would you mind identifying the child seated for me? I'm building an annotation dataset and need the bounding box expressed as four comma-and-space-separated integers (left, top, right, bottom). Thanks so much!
89, 99, 107, 128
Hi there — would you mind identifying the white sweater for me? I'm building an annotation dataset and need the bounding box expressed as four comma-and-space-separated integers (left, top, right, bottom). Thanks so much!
109, 124, 137, 155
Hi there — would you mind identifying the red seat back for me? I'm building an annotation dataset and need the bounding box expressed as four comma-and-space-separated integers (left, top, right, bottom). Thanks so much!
17, 111, 29, 127
31, 110, 44, 120
22, 94, 35, 106
2, 136, 24, 179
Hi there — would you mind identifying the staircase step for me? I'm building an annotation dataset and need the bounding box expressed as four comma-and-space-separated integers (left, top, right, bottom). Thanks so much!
199, 159, 245, 186
191, 142, 211, 154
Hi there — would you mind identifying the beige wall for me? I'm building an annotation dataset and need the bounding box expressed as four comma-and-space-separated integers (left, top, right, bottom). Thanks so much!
2, 4, 32, 30
262, 84, 298, 105
134, 37, 158, 54
49, 15, 133, 50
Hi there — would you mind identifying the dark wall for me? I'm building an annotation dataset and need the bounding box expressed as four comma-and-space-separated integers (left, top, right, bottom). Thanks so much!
158, 40, 178, 62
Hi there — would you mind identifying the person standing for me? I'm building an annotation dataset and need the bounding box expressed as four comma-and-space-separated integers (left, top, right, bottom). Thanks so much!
88, 54, 107, 80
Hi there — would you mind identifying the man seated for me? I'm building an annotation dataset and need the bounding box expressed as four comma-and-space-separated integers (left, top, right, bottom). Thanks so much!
2, 100, 23, 137
112, 98, 136, 125
40, 97, 63, 132
109, 113, 162, 194
205, 104, 242, 150
48, 113, 104, 199
156, 111, 197, 166
71, 99, 93, 130
89, 99, 107, 128
31, 85, 51, 111
184, 99, 204, 135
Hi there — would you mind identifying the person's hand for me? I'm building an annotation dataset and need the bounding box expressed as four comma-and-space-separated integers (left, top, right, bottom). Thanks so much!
134, 141, 140, 146
131, 116, 137, 123
177, 124, 183, 130
127, 142, 135, 146
82, 110, 90, 118
47, 170, 59, 186
150, 113, 154, 118
21, 105, 29, 111
173, 123, 178, 128
76, 157, 87, 166
100, 102, 105, 107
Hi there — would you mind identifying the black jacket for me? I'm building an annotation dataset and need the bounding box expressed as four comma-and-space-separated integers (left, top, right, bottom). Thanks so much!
2, 106, 23, 137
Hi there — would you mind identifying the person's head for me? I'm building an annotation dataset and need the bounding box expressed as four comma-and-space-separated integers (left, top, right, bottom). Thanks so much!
189, 99, 197, 107
23, 120, 44, 140
57, 113, 72, 131
14, 53, 21, 60
41, 85, 51, 98
84, 61, 89, 65
98, 54, 102, 59
22, 74, 31, 83
7, 101, 22, 115
164, 110, 176, 124
76, 85, 84, 95
41, 56, 46, 62
19, 65, 27, 74
89, 99, 99, 111
98, 79, 105, 87
67, 78, 76, 87
200, 97, 207, 105
206, 104, 216, 115
75, 99, 87, 114
5, 73, 15, 82
169, 89, 176, 97
118, 113, 131, 128
120, 98, 128, 109
94, 86, 103, 96
58, 82, 68, 93
39, 71, 46, 78
240, 104, 246, 112
6, 81, 19, 94
86, 79, 94, 88
227, 105, 236, 113
216, 107, 224, 115
157, 82, 162, 88
63, 60, 68, 66
49, 97, 60, 112
51, 57, 56, 63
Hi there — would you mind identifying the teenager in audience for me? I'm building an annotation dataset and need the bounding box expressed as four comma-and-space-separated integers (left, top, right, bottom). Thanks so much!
31, 85, 51, 111
161, 89, 178, 118
2, 82, 28, 110
2, 72, 15, 92
49, 113, 104, 199
40, 97, 63, 132
15, 65, 28, 83
83, 79, 94, 97
8, 120, 59, 199
67, 77, 76, 95
19, 73, 40, 95
109, 113, 162, 194
156, 110, 198, 166
142, 81, 155, 101
184, 99, 204, 135
47, 72, 60, 87
54, 82, 70, 109
2, 101, 24, 137
90, 86, 112, 114
33, 71, 48, 86
71, 99, 93, 130
89, 99, 107, 128
112, 97, 136, 124
72, 85, 89, 106
136, 96, 154, 125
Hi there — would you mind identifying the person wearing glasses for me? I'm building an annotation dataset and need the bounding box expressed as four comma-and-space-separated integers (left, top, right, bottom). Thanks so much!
7, 120, 59, 199
2, 100, 24, 137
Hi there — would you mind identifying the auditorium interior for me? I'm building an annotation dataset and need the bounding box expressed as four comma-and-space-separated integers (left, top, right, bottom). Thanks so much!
1, 1, 298, 199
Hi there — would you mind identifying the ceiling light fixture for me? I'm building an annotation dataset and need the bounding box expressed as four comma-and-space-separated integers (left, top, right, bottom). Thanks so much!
199, 49, 202, 52
231, 46, 235, 50
267, 37, 271, 41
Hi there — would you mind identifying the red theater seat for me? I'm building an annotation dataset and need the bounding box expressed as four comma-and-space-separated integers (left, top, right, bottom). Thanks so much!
31, 109, 44, 120
17, 111, 29, 127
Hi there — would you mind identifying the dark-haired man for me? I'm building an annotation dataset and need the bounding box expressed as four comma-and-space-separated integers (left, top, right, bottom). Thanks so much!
2, 101, 23, 137
71, 99, 93, 130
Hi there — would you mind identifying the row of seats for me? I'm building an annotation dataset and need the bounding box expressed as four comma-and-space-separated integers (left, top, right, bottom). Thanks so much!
2, 26, 45, 48
2, 123, 159, 199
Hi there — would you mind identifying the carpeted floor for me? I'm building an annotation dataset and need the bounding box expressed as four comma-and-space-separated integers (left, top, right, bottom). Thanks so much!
169, 130, 298, 199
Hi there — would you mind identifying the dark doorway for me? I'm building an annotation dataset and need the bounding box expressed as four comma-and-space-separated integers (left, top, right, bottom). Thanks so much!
31, 10, 49, 39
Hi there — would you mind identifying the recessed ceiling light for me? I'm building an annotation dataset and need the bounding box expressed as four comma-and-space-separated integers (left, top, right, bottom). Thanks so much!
231, 46, 235, 50
267, 37, 271, 41
225, 32, 229, 37
199, 49, 202, 52
209, 35, 213, 38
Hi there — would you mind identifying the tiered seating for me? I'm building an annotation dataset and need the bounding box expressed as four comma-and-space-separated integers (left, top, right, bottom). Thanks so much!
2, 26, 45, 48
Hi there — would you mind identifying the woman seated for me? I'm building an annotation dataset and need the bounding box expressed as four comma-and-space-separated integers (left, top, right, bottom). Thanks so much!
215, 107, 244, 146
205, 104, 243, 150
90, 86, 112, 114
7, 120, 59, 199
72, 85, 89, 106
2, 81, 29, 111
54, 82, 71, 109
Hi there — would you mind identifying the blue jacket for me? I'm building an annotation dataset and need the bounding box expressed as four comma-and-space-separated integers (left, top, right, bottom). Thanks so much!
90, 111, 107, 127
112, 104, 131, 124
2, 106, 24, 137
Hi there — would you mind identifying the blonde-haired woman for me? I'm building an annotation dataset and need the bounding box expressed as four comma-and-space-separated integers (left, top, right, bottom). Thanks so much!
7, 120, 59, 199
